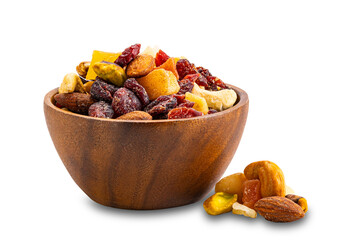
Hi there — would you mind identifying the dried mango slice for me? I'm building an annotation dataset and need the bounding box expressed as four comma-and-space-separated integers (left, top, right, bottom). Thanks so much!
86, 50, 121, 80
156, 57, 179, 80
92, 61, 127, 87
185, 92, 209, 115
203, 192, 237, 216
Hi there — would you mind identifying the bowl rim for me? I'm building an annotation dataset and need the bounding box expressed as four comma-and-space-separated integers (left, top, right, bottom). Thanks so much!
44, 84, 248, 123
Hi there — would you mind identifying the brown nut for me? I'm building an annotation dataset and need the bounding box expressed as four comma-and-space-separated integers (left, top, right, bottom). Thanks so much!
215, 173, 247, 203
126, 54, 155, 78
244, 161, 285, 198
254, 196, 305, 222
285, 194, 308, 213
76, 61, 90, 78
54, 92, 96, 114
116, 111, 152, 120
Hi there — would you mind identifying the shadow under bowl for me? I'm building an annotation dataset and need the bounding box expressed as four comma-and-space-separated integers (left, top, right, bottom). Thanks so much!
43, 85, 249, 210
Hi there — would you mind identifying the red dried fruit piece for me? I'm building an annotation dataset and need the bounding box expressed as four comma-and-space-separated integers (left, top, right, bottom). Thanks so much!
168, 107, 204, 119
178, 100, 195, 108
114, 43, 141, 67
123, 78, 150, 106
90, 78, 119, 102
112, 88, 142, 116
178, 78, 195, 94
155, 49, 170, 67
88, 101, 114, 118
208, 108, 218, 114
54, 92, 96, 115
173, 94, 186, 104
176, 59, 198, 80
242, 179, 262, 209
144, 95, 177, 118
206, 76, 228, 90
196, 66, 212, 78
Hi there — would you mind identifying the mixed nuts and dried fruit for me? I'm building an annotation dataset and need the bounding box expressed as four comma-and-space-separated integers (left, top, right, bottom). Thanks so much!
204, 160, 308, 223
54, 44, 238, 120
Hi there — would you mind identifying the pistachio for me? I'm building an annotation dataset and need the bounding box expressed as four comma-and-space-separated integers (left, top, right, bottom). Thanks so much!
92, 61, 127, 87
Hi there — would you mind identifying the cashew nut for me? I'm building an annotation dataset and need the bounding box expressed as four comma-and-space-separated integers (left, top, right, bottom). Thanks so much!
244, 161, 286, 198
191, 83, 237, 111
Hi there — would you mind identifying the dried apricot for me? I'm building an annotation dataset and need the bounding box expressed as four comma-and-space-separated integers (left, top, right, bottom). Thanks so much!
242, 179, 262, 209
156, 57, 179, 79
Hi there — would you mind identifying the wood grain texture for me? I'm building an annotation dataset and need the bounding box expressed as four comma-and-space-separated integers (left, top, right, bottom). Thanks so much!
43, 85, 249, 209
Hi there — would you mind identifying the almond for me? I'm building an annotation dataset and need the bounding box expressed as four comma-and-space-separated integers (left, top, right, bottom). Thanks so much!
116, 111, 152, 120
254, 196, 305, 222
54, 92, 96, 114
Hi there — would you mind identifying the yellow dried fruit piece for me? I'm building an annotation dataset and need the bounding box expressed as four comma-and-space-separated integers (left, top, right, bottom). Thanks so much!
137, 69, 180, 100
86, 50, 121, 80
59, 73, 85, 94
215, 173, 247, 203
192, 83, 237, 111
92, 61, 127, 87
232, 202, 257, 218
203, 192, 237, 216
185, 92, 209, 114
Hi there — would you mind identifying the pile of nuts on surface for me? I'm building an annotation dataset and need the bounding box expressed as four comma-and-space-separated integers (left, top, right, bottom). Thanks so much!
204, 161, 308, 223
54, 44, 238, 120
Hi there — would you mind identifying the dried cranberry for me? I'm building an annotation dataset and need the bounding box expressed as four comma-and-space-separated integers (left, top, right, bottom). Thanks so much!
173, 94, 186, 104
178, 79, 194, 94
208, 109, 218, 114
168, 107, 203, 119
112, 88, 142, 116
88, 101, 114, 118
123, 78, 150, 106
155, 49, 170, 67
144, 95, 177, 118
114, 43, 141, 67
178, 100, 195, 108
176, 59, 197, 80
206, 76, 228, 90
196, 66, 212, 78
90, 78, 119, 102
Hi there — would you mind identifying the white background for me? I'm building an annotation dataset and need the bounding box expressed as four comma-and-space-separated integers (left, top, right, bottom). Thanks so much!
1, 0, 359, 239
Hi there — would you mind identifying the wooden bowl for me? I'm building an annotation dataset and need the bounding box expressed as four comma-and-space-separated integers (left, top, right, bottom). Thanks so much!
43, 85, 249, 210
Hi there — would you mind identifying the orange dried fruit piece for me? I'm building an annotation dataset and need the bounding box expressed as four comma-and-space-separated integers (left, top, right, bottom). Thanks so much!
126, 54, 155, 78
184, 92, 209, 115
215, 173, 247, 203
242, 179, 262, 209
137, 69, 180, 100
156, 57, 179, 80
203, 192, 237, 216
86, 50, 121, 80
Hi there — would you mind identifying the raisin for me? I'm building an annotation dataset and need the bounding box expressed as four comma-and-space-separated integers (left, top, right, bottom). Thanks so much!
178, 78, 194, 94
112, 88, 142, 116
242, 179, 262, 209
208, 108, 218, 114
90, 78, 119, 102
144, 95, 177, 118
155, 49, 170, 67
196, 66, 212, 78
168, 107, 203, 119
176, 59, 197, 80
88, 101, 114, 118
123, 78, 150, 106
114, 43, 141, 67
